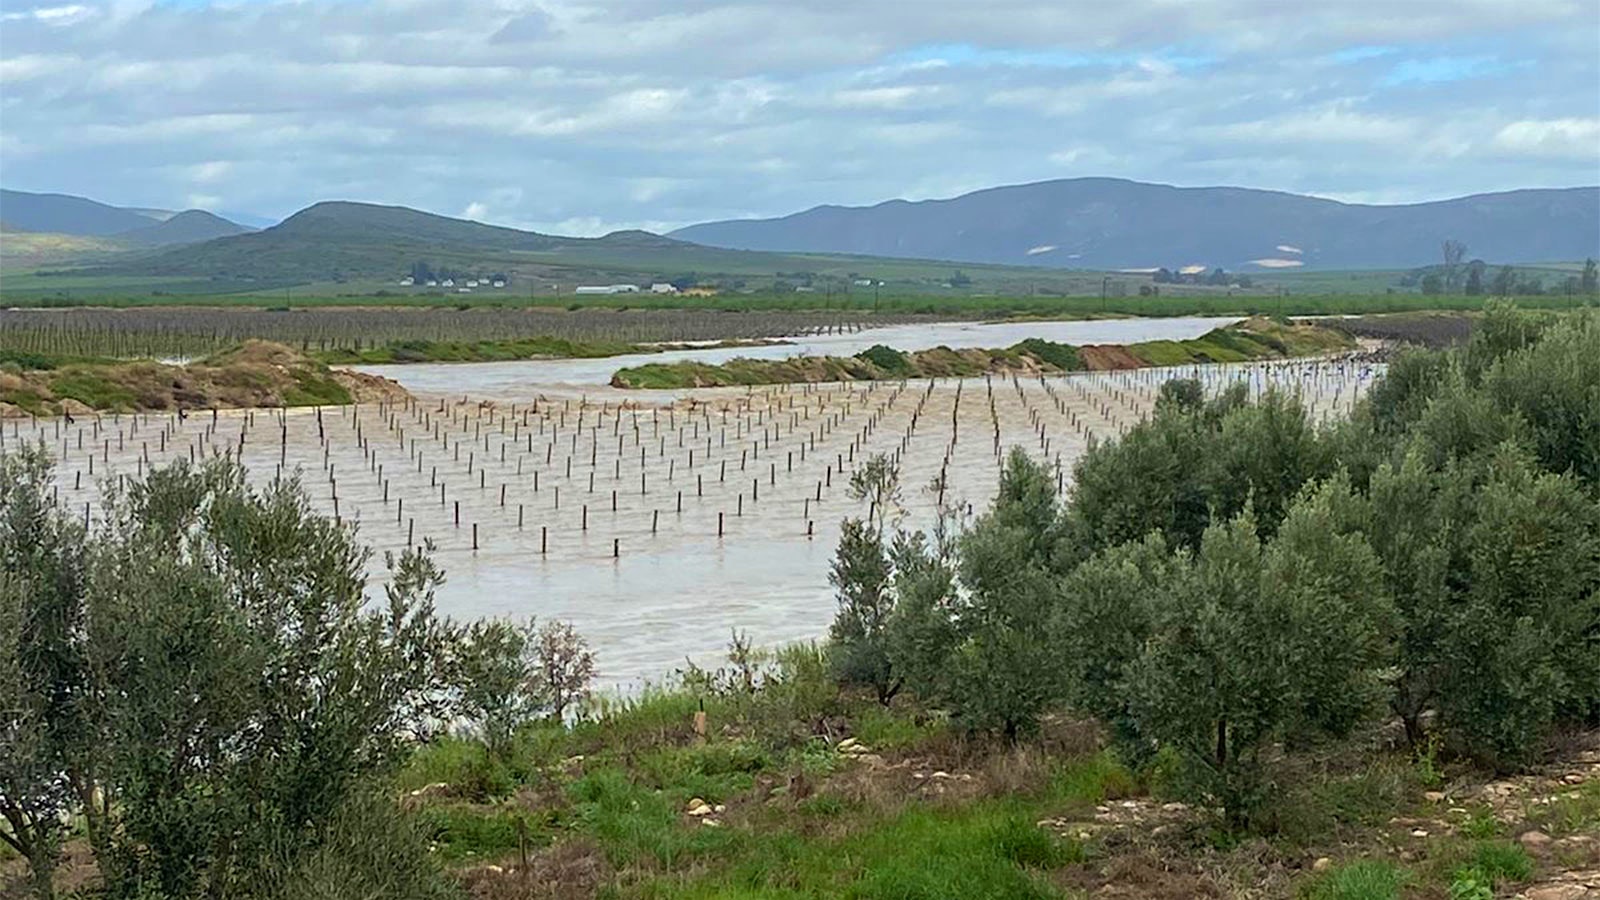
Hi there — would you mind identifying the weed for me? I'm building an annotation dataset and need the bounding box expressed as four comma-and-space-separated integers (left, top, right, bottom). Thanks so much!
1300, 859, 1408, 900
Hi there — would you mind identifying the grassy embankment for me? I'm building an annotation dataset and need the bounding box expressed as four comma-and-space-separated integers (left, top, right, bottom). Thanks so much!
396, 644, 1598, 900
610, 317, 1355, 389
0, 341, 398, 416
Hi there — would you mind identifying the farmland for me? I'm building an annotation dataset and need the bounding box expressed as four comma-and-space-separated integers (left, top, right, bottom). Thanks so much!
0, 307, 912, 362
4, 353, 1380, 684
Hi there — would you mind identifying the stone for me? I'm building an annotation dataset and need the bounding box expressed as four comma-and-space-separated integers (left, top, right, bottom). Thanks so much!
1161, 802, 1189, 813
1523, 885, 1587, 900
1313, 857, 1333, 872
687, 798, 713, 816
1519, 830, 1553, 848
1424, 791, 1446, 803
1410, 829, 1429, 838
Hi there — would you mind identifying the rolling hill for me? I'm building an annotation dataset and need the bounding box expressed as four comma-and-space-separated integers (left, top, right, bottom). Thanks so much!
0, 189, 163, 236
670, 178, 1600, 270
116, 209, 256, 246
94, 200, 1060, 291
101, 200, 693, 283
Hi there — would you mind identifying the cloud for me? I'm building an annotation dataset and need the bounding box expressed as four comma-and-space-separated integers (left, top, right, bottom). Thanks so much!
1492, 118, 1600, 160
0, 0, 1593, 230
0, 4, 92, 25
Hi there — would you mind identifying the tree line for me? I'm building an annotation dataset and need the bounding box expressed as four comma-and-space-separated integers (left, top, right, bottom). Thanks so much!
827, 303, 1599, 827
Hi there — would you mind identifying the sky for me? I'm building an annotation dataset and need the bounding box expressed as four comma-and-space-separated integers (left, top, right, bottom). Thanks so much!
1, 0, 1597, 234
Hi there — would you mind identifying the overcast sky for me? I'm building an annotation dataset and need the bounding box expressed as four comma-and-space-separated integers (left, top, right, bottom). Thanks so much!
2, 0, 1597, 233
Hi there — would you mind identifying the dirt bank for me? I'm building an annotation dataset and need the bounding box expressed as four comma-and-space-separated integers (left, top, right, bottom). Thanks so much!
0, 340, 409, 417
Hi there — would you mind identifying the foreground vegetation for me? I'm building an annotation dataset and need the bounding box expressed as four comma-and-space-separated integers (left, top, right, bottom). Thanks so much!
0, 341, 398, 415
610, 318, 1355, 387
3, 304, 1596, 899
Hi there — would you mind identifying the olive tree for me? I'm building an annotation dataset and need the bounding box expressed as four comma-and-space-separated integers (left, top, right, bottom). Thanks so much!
943, 449, 1066, 738
1129, 482, 1391, 828
456, 616, 597, 757
0, 445, 89, 900
82, 459, 454, 898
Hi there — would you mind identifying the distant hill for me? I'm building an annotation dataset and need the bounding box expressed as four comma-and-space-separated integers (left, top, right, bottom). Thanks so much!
105, 200, 695, 282
0, 189, 161, 236
0, 189, 254, 250
670, 178, 1600, 270
118, 209, 254, 246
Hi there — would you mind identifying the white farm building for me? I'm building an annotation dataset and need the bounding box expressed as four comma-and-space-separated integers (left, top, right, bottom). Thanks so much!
574, 284, 641, 295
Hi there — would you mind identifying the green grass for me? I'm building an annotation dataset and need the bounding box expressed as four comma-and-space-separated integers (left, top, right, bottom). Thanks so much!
632, 801, 1081, 899
415, 803, 535, 862
1459, 840, 1532, 884
281, 370, 353, 406
1526, 779, 1600, 836
47, 369, 139, 410
1300, 859, 1409, 900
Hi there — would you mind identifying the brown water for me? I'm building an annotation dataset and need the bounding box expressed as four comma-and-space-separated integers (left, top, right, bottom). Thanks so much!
11, 318, 1381, 687
350, 315, 1245, 395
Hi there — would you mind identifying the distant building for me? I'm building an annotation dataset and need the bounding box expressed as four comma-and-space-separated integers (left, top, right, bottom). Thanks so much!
575, 284, 641, 295
492, 280, 506, 288
650, 283, 678, 294
466, 280, 479, 288
400, 276, 414, 286
457, 287, 471, 293
426, 280, 438, 286
442, 279, 455, 287
853, 278, 873, 286
682, 287, 719, 297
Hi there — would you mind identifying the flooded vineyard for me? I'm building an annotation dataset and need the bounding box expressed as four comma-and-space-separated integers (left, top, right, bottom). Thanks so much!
6, 358, 1379, 686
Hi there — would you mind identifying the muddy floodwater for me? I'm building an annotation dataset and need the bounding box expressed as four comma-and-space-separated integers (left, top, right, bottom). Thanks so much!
13, 318, 1382, 687
349, 315, 1246, 396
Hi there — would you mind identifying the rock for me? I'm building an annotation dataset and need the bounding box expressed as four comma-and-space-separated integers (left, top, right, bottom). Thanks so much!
1313, 857, 1333, 872
700, 818, 722, 828
714, 804, 726, 813
1424, 791, 1446, 803
687, 798, 713, 816
930, 771, 952, 780
1410, 829, 1429, 838
1523, 885, 1588, 900
1519, 830, 1553, 849
1563, 773, 1586, 785
406, 782, 451, 799
1161, 802, 1189, 813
